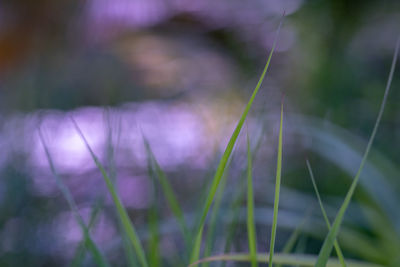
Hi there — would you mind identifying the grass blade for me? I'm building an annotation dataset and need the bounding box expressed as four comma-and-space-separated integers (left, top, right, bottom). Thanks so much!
275, 210, 312, 267
143, 137, 190, 247
38, 129, 110, 267
190, 16, 283, 264
188, 253, 383, 267
203, 161, 230, 267
71, 118, 149, 267
220, 172, 246, 267
306, 160, 346, 267
70, 196, 105, 267
314, 36, 399, 267
268, 97, 284, 267
147, 169, 161, 267
204, 107, 270, 267
246, 132, 258, 267
220, 115, 271, 267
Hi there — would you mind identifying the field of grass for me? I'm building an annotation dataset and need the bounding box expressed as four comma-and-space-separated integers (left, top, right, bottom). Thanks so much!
35, 19, 400, 267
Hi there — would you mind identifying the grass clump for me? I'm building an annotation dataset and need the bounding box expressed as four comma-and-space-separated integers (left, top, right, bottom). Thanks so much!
314, 37, 399, 267
40, 22, 399, 267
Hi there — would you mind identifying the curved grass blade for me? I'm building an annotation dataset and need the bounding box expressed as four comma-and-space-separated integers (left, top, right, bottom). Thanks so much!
189, 16, 284, 264
314, 36, 400, 267
275, 209, 312, 267
306, 160, 346, 267
71, 118, 149, 267
147, 167, 161, 267
246, 132, 258, 267
220, 115, 271, 267
220, 172, 246, 267
70, 196, 105, 267
205, 110, 270, 267
268, 98, 284, 267
38, 129, 110, 267
143, 137, 190, 247
203, 160, 230, 267
188, 253, 383, 267
71, 113, 124, 267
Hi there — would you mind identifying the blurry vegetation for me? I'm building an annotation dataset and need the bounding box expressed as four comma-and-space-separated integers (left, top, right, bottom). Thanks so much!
0, 0, 400, 266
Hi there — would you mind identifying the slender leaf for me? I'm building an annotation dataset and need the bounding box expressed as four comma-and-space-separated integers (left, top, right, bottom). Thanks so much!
268, 98, 284, 267
190, 16, 283, 264
143, 137, 190, 246
145, 141, 162, 267
275, 210, 312, 267
203, 160, 230, 267
70, 196, 105, 267
314, 37, 399, 267
306, 160, 346, 267
38, 129, 110, 267
71, 118, 149, 267
221, 114, 271, 267
246, 132, 258, 267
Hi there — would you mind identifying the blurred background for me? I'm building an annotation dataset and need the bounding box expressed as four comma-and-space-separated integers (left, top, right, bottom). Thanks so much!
0, 0, 400, 266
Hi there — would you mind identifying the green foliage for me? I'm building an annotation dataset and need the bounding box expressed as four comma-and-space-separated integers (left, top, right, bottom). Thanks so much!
306, 160, 346, 267
72, 119, 149, 267
314, 37, 399, 267
189, 16, 283, 264
38, 130, 110, 267
268, 99, 284, 267
246, 133, 258, 267
40, 28, 399, 267
188, 253, 383, 267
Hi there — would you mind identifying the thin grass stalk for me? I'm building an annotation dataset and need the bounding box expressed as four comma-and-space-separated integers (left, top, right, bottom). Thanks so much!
268, 98, 284, 267
71, 118, 149, 267
203, 163, 231, 267
306, 160, 346, 267
38, 129, 110, 267
246, 132, 258, 267
143, 137, 190, 246
190, 17, 283, 264
314, 36, 399, 267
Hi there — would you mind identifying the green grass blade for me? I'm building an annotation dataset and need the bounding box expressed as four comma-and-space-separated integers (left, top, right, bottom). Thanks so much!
220, 174, 246, 267
38, 130, 110, 267
70, 196, 105, 267
71, 118, 149, 267
148, 205, 161, 267
71, 114, 121, 267
190, 17, 283, 264
268, 98, 284, 267
205, 114, 269, 267
143, 137, 190, 247
275, 210, 312, 267
190, 225, 204, 263
104, 112, 137, 267
246, 132, 258, 267
281, 215, 307, 254
188, 253, 383, 267
203, 161, 230, 267
145, 143, 162, 267
306, 160, 346, 267
220, 114, 271, 267
314, 37, 399, 267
